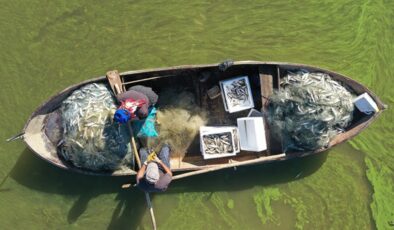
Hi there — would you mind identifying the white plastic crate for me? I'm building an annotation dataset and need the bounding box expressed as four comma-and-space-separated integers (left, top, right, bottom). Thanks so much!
200, 126, 240, 159
219, 76, 254, 113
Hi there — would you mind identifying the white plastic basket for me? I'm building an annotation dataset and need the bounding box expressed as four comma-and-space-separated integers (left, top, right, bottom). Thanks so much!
219, 76, 254, 113
200, 126, 240, 159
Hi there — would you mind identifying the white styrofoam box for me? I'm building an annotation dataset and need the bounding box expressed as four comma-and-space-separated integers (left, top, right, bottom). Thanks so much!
200, 126, 240, 159
237, 117, 267, 152
353, 93, 379, 114
219, 76, 254, 113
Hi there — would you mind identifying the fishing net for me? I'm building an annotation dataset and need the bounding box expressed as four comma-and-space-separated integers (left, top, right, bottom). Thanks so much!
146, 89, 208, 158
268, 71, 354, 152
59, 83, 134, 171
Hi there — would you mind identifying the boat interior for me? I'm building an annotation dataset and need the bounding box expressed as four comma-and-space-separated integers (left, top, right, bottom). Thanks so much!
116, 63, 377, 172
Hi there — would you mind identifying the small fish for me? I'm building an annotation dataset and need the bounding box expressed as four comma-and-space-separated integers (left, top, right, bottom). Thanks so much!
57, 139, 65, 147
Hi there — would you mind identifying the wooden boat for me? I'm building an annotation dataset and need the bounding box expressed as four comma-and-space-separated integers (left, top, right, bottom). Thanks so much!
21, 61, 386, 178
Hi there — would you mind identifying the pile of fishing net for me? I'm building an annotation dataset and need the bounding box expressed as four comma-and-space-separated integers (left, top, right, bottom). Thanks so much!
59, 83, 134, 171
146, 89, 208, 158
268, 71, 355, 152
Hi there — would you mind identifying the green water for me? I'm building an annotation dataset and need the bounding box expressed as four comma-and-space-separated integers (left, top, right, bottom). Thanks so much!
1, 0, 393, 229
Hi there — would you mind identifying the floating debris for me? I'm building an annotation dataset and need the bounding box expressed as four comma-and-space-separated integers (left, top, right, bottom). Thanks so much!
59, 83, 134, 171
268, 71, 355, 152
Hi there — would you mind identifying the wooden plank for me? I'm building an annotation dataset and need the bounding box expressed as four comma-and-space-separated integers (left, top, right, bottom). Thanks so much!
275, 65, 281, 89
106, 70, 124, 95
172, 153, 286, 180
260, 74, 273, 107
259, 73, 274, 155
168, 144, 269, 171
120, 73, 126, 92
178, 152, 262, 168
259, 66, 283, 154
122, 75, 174, 86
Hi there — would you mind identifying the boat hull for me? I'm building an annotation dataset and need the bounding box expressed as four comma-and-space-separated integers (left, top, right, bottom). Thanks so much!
22, 61, 386, 177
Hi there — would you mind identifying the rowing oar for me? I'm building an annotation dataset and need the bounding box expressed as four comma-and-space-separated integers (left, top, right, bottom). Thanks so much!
127, 122, 157, 230
171, 153, 286, 179
106, 70, 157, 230
121, 153, 288, 188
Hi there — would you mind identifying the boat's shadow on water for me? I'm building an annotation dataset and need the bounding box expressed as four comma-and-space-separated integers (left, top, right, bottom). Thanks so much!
10, 148, 328, 229
10, 149, 145, 229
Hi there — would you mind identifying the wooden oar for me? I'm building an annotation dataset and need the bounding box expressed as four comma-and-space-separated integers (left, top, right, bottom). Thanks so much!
171, 153, 286, 180
106, 70, 157, 230
127, 122, 157, 230
121, 153, 287, 189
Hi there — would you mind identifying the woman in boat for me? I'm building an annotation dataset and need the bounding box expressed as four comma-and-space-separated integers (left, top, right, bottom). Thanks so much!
136, 145, 173, 192
113, 85, 158, 123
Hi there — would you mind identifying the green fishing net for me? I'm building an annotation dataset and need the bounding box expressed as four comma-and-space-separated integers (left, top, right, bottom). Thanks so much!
59, 83, 134, 171
268, 71, 355, 152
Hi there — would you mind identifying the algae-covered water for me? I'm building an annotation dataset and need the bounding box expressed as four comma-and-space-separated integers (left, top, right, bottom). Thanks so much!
0, 0, 393, 229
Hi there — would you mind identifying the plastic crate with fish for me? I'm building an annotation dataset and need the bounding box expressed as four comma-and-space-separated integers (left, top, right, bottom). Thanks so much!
219, 76, 254, 113
200, 126, 240, 159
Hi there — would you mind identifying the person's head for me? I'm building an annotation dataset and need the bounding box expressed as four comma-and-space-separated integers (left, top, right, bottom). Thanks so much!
145, 162, 160, 184
113, 109, 130, 123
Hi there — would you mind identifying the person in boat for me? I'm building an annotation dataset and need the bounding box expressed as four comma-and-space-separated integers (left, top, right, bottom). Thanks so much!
136, 145, 173, 192
113, 85, 158, 123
